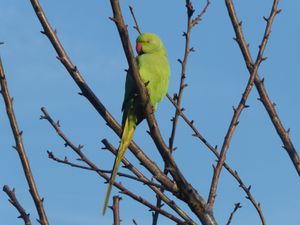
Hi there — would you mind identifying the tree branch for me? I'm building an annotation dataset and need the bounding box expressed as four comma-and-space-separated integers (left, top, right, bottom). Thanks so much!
169, 0, 210, 154
109, 1, 217, 224
102, 139, 197, 225
3, 185, 32, 225
129, 6, 142, 35
154, 1, 210, 224
167, 94, 266, 224
40, 107, 185, 224
47, 150, 163, 189
225, 203, 242, 225
111, 196, 122, 225
207, 0, 281, 211
190, 0, 211, 27
225, 0, 300, 176
28, 0, 177, 192
0, 58, 49, 225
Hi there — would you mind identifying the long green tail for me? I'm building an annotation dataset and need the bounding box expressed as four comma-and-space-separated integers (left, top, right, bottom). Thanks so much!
102, 116, 136, 215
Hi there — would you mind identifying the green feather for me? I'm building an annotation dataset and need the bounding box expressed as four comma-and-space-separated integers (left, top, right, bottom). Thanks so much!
102, 33, 170, 215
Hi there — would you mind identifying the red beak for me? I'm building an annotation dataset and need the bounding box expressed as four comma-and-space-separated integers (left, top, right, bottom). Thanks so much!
136, 42, 142, 55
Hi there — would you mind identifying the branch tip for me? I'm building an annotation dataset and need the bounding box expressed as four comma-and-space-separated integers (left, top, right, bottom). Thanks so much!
129, 5, 142, 34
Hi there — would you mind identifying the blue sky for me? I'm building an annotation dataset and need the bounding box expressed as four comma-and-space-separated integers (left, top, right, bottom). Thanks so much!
1, 1, 300, 224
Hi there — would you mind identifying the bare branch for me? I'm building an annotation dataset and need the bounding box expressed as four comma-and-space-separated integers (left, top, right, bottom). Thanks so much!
191, 0, 211, 27
225, 203, 242, 225
3, 185, 32, 225
102, 139, 197, 225
41, 107, 185, 224
48, 151, 109, 172
154, 1, 211, 224
29, 0, 177, 192
125, 6, 184, 224
109, 1, 217, 224
0, 58, 49, 225
47, 150, 163, 189
225, 0, 300, 175
167, 94, 266, 223
129, 6, 142, 34
111, 196, 122, 225
234, 171, 265, 224
169, 0, 211, 153
109, 0, 173, 169
207, 0, 282, 211
169, 1, 191, 153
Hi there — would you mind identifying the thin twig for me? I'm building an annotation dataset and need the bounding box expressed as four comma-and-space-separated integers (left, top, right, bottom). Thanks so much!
169, 0, 210, 153
207, 0, 281, 212
191, 0, 211, 27
225, 203, 242, 225
111, 196, 122, 225
40, 107, 185, 224
0, 58, 49, 225
153, 1, 210, 224
29, 0, 177, 192
109, 1, 217, 224
167, 94, 266, 223
129, 6, 142, 34
225, 0, 300, 176
47, 151, 163, 189
3, 185, 32, 225
169, 0, 195, 154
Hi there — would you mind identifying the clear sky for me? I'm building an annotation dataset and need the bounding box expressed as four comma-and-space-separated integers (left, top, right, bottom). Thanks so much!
1, 1, 300, 225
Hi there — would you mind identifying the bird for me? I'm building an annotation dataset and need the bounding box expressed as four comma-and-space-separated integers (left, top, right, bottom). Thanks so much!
102, 33, 170, 215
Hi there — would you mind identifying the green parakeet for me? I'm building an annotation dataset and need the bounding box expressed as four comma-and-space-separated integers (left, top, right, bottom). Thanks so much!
102, 33, 170, 215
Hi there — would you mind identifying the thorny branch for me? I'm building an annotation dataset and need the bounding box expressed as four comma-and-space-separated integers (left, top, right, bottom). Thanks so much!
40, 107, 185, 224
109, 0, 217, 224
0, 58, 49, 225
167, 94, 266, 224
207, 0, 281, 212
225, 0, 300, 176
225, 203, 242, 225
3, 185, 32, 225
29, 0, 177, 193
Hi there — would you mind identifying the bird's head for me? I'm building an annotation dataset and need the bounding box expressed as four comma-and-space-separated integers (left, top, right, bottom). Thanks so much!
136, 33, 165, 55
